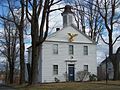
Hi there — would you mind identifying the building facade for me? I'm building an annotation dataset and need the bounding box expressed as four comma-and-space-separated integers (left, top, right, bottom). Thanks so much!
27, 5, 97, 83
98, 47, 120, 80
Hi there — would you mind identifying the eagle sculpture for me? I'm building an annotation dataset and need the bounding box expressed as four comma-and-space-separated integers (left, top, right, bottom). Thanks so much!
68, 33, 78, 42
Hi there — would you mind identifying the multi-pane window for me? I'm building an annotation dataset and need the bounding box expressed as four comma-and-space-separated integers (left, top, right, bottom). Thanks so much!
53, 65, 58, 75
63, 15, 67, 26
84, 65, 88, 72
84, 46, 88, 55
53, 44, 58, 54
69, 45, 74, 55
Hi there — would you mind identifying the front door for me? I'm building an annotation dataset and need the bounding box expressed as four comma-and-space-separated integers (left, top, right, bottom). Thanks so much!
68, 64, 75, 81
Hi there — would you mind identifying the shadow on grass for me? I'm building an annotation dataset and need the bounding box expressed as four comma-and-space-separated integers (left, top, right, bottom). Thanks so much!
87, 80, 120, 86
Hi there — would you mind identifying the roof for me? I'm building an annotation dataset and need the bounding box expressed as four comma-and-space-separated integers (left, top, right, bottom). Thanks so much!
100, 46, 120, 66
47, 24, 96, 44
116, 47, 120, 54
71, 24, 96, 44
27, 24, 96, 49
99, 54, 116, 66
61, 5, 73, 15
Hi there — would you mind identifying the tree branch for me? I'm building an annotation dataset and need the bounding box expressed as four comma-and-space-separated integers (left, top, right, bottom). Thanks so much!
25, 0, 32, 22
112, 35, 120, 45
50, 0, 62, 6
100, 33, 109, 45
37, 0, 43, 17
49, 7, 64, 12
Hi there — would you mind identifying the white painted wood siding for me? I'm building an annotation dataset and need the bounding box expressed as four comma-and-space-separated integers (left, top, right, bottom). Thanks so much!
41, 41, 97, 83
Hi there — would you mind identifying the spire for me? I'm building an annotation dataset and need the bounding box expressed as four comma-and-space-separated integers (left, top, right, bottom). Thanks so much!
61, 5, 73, 28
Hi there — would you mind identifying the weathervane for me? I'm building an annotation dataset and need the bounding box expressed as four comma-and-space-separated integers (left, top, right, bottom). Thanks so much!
68, 33, 78, 42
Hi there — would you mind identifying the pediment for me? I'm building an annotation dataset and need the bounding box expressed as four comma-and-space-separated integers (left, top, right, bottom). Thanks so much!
46, 25, 95, 44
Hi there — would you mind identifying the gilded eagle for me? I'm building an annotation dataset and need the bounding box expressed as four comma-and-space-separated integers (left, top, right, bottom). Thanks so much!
68, 33, 78, 42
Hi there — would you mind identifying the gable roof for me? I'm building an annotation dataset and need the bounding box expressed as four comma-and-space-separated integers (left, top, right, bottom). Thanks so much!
46, 24, 96, 44
71, 24, 95, 43
100, 46, 120, 66
27, 24, 96, 49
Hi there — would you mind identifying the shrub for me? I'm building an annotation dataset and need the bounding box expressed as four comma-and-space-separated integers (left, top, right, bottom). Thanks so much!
76, 71, 90, 81
89, 74, 97, 81
54, 77, 60, 83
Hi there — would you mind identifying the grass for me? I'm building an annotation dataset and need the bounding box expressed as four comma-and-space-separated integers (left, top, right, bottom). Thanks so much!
16, 81, 120, 90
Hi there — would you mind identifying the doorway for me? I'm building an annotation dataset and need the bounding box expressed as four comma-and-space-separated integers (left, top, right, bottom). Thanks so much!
68, 64, 75, 81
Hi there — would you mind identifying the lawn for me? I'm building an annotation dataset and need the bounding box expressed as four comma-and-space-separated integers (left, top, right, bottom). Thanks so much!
16, 81, 120, 90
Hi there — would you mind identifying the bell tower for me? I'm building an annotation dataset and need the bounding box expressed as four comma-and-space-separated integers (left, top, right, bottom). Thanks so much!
61, 5, 73, 28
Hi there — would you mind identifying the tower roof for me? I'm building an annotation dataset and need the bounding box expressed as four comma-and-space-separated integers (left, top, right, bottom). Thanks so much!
62, 5, 73, 14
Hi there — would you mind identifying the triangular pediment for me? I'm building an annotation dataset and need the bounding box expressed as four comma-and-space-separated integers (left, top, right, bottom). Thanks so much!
46, 24, 95, 44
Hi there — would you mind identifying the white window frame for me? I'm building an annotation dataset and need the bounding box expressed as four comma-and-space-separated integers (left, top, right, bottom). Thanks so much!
53, 44, 58, 54
84, 65, 88, 72
53, 65, 58, 75
69, 45, 74, 55
84, 46, 88, 55
63, 15, 67, 26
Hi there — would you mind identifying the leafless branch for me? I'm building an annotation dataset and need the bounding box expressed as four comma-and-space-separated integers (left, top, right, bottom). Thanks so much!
100, 33, 109, 45
49, 7, 64, 12
50, 0, 62, 6
112, 35, 120, 45
25, 0, 32, 22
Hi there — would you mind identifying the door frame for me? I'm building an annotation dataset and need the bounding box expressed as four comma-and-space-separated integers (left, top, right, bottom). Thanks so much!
68, 64, 75, 81
65, 60, 77, 82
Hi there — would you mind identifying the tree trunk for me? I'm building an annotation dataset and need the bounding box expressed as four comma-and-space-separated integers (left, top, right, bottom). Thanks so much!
19, 0, 25, 84
30, 36, 39, 84
19, 28, 25, 84
108, 31, 118, 80
112, 57, 119, 80
5, 62, 9, 84
27, 63, 31, 83
38, 44, 42, 82
9, 62, 14, 84
19, 38, 25, 84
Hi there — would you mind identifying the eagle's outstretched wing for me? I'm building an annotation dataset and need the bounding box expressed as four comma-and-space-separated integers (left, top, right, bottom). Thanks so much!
67, 33, 78, 42
72, 34, 78, 37
68, 33, 72, 37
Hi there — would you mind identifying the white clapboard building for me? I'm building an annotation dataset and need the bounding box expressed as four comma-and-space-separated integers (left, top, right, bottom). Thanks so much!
27, 5, 97, 83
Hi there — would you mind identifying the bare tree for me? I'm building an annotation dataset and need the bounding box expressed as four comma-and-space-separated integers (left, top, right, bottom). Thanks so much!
86, 0, 103, 41
64, 0, 103, 42
0, 20, 19, 84
0, 0, 25, 84
73, 0, 86, 33
25, 0, 62, 84
97, 0, 120, 80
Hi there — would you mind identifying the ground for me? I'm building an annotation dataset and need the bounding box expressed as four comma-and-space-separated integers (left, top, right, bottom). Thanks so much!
0, 84, 15, 90
16, 81, 120, 90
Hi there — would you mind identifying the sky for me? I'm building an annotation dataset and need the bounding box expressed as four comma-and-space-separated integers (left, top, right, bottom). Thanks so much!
0, 0, 120, 65
48, 0, 120, 64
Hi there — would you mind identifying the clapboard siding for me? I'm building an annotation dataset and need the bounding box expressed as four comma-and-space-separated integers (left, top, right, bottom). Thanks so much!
41, 40, 97, 83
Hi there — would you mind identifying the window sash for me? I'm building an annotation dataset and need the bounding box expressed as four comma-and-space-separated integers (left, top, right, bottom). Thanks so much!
84, 65, 88, 71
69, 45, 74, 55
63, 15, 67, 26
84, 46, 88, 55
53, 65, 58, 75
53, 44, 58, 54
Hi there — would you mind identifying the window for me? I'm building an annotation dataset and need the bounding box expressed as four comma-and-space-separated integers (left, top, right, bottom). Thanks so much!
69, 15, 72, 24
69, 45, 74, 55
63, 15, 67, 26
53, 65, 58, 75
53, 44, 58, 54
84, 65, 88, 72
84, 46, 88, 55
